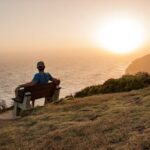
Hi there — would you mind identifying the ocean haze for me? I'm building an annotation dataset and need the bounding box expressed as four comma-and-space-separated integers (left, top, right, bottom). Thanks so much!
0, 52, 129, 107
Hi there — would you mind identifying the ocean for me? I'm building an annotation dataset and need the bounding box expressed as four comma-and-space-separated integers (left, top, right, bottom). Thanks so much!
0, 56, 129, 107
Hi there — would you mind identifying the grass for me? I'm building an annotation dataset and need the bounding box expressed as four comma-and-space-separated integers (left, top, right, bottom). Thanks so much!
0, 87, 150, 150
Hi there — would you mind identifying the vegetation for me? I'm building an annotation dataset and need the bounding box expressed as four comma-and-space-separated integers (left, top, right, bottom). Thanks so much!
75, 72, 150, 97
0, 87, 150, 149
0, 100, 8, 113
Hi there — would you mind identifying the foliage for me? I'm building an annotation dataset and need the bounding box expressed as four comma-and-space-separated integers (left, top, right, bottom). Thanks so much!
75, 72, 150, 97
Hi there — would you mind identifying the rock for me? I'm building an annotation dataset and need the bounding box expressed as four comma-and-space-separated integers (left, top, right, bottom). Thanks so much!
0, 100, 7, 111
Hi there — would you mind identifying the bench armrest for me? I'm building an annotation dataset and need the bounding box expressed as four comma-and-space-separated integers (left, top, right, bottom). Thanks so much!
56, 86, 61, 90
24, 92, 31, 96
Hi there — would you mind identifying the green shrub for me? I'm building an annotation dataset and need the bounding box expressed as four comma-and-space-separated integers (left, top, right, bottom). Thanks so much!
75, 72, 150, 97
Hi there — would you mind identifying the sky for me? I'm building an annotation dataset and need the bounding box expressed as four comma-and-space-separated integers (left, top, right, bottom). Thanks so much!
0, 0, 150, 61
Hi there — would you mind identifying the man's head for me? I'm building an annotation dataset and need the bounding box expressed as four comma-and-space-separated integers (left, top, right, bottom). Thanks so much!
37, 61, 45, 71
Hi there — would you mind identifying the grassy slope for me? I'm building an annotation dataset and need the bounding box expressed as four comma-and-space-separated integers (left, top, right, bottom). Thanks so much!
0, 88, 150, 150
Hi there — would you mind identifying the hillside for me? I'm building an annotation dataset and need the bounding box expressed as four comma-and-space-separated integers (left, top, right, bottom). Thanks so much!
0, 88, 150, 150
126, 54, 150, 74
75, 72, 150, 97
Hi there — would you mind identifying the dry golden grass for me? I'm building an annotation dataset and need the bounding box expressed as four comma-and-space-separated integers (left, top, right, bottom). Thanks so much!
0, 87, 150, 150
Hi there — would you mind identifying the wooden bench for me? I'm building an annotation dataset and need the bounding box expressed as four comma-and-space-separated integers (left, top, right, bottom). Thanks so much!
12, 82, 61, 118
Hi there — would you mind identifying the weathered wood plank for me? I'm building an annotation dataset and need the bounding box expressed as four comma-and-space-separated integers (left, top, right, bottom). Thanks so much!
18, 82, 56, 101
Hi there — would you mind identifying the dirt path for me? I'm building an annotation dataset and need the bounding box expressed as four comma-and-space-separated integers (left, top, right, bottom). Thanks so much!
0, 110, 13, 120
0, 119, 12, 126
0, 111, 15, 126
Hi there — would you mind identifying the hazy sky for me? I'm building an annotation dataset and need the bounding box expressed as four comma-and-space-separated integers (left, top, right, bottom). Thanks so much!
0, 0, 150, 58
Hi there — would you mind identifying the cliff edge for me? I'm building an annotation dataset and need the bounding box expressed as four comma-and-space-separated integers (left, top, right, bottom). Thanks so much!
126, 54, 150, 74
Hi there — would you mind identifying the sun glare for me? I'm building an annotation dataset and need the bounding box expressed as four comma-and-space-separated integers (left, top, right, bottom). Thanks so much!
95, 17, 147, 54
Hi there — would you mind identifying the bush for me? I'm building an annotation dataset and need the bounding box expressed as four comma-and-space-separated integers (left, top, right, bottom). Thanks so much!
75, 85, 102, 97
75, 72, 150, 97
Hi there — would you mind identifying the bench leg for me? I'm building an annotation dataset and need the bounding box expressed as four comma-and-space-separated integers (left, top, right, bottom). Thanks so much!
13, 95, 32, 118
44, 89, 60, 105
44, 97, 51, 105
13, 101, 21, 118
52, 89, 60, 102
22, 95, 32, 110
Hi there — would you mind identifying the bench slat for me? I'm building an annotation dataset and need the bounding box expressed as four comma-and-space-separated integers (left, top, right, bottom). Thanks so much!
17, 82, 57, 101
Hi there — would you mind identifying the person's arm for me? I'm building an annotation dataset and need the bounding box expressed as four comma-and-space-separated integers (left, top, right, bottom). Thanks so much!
52, 78, 60, 85
18, 74, 39, 88
18, 81, 36, 88
48, 73, 60, 85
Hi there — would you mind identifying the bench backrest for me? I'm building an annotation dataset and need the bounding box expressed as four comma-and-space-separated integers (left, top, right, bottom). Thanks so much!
18, 82, 56, 100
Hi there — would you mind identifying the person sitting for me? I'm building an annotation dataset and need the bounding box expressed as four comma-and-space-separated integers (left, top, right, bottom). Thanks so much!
14, 61, 60, 107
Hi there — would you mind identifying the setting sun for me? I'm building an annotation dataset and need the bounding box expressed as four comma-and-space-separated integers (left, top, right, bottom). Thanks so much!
95, 17, 147, 54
